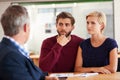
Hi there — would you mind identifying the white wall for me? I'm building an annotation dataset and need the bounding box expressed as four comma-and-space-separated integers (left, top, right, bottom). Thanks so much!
114, 0, 120, 51
0, 2, 11, 41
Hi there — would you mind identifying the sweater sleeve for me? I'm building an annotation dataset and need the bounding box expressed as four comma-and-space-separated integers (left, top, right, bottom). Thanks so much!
39, 40, 63, 72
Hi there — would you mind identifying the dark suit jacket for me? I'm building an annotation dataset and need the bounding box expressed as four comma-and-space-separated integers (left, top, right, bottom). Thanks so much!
0, 37, 47, 80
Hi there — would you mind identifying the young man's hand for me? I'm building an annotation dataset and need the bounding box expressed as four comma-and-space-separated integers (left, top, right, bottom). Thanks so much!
57, 35, 70, 46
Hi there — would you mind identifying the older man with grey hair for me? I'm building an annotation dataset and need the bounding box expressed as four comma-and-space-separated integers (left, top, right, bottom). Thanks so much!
0, 5, 58, 80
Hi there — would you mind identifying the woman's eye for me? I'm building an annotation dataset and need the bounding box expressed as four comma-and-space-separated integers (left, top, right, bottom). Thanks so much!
91, 22, 95, 24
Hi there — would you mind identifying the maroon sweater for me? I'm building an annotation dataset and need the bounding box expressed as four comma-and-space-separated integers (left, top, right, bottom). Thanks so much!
39, 35, 83, 73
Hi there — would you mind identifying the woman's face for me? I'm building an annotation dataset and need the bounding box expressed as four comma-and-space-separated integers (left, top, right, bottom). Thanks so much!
86, 16, 102, 35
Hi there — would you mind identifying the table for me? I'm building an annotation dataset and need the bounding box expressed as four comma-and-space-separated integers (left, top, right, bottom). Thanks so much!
66, 72, 120, 80
30, 55, 39, 67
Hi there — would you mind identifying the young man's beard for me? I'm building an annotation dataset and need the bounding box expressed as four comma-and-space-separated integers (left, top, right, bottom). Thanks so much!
57, 30, 71, 37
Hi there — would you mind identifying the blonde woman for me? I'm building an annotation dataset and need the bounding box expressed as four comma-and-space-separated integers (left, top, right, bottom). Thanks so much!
75, 11, 118, 74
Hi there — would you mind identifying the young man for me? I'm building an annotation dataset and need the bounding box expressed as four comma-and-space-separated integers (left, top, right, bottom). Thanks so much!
0, 5, 58, 80
39, 12, 84, 73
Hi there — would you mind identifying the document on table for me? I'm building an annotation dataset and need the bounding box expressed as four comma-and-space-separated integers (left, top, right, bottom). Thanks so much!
49, 72, 99, 77
74, 73, 99, 77
49, 73, 74, 77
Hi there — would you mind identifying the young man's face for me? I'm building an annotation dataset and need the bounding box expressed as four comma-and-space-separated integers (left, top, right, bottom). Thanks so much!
56, 18, 74, 37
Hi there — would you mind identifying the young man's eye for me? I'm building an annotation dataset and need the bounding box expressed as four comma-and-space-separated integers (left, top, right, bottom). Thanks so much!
65, 23, 70, 26
59, 23, 63, 26
87, 22, 89, 24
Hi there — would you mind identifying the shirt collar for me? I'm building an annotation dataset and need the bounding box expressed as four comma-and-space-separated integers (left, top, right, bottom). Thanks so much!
4, 35, 29, 58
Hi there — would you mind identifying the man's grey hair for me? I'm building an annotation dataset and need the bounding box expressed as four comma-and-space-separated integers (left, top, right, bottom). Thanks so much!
1, 5, 29, 36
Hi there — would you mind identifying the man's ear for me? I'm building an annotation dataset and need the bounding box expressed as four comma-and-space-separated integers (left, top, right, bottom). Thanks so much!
23, 23, 28, 32
72, 25, 75, 30
100, 23, 105, 31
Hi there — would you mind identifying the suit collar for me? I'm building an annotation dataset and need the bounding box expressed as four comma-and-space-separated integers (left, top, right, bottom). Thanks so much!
1, 37, 17, 48
1, 37, 29, 58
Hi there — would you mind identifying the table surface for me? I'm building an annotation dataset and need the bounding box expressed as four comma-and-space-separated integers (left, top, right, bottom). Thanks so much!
30, 54, 39, 59
66, 72, 120, 80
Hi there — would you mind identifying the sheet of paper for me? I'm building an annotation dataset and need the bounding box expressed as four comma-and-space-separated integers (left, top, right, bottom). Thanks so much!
49, 72, 98, 77
74, 73, 99, 77
49, 73, 74, 77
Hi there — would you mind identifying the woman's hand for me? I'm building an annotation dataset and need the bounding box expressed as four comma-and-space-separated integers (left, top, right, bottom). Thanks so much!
92, 67, 111, 74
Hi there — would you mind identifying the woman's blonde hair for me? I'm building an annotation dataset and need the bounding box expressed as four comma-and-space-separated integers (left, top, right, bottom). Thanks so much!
86, 11, 106, 32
